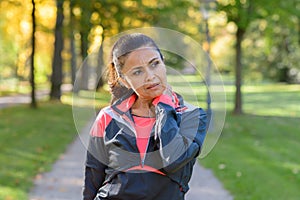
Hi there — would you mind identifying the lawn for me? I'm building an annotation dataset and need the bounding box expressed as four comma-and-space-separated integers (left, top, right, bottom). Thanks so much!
225, 84, 300, 117
0, 102, 77, 200
201, 115, 300, 199
199, 83, 300, 200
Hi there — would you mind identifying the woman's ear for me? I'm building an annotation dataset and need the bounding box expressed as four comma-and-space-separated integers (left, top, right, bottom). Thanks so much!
119, 77, 131, 89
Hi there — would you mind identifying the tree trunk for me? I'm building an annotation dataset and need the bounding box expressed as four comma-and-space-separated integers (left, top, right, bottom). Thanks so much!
50, 0, 64, 100
30, 0, 37, 108
70, 32, 77, 85
233, 27, 245, 115
298, 19, 300, 45
96, 43, 104, 90
70, 3, 77, 86
79, 30, 89, 90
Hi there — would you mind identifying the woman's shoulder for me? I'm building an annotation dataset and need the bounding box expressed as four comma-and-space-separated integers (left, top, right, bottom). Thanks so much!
95, 106, 114, 122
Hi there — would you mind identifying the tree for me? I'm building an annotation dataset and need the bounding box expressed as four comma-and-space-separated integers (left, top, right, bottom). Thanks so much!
69, 0, 77, 85
50, 0, 64, 100
68, 0, 93, 91
218, 0, 300, 113
264, 1, 300, 83
217, 0, 267, 114
30, 0, 37, 108
218, 0, 255, 115
235, 0, 300, 83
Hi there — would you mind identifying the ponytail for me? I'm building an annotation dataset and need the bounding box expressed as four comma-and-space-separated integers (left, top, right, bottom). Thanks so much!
107, 62, 132, 104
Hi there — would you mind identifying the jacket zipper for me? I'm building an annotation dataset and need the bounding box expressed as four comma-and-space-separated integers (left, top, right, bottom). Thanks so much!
141, 119, 156, 168
123, 114, 146, 168
141, 137, 150, 168
124, 111, 154, 168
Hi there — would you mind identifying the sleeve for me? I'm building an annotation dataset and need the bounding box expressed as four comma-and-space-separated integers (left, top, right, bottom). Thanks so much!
83, 151, 107, 200
83, 110, 111, 200
152, 94, 207, 174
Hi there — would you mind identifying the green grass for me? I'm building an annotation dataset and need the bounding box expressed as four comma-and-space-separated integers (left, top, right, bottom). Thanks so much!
225, 84, 300, 117
168, 74, 300, 118
0, 103, 77, 200
62, 88, 111, 110
200, 115, 300, 199
198, 82, 300, 200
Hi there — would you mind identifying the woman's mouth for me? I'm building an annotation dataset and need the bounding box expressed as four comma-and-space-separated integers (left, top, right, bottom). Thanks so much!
146, 83, 160, 90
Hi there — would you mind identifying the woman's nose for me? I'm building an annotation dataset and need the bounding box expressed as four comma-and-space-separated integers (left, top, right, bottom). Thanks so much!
145, 68, 155, 81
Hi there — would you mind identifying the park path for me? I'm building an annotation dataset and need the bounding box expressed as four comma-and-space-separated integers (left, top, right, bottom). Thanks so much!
0, 90, 49, 109
0, 84, 71, 109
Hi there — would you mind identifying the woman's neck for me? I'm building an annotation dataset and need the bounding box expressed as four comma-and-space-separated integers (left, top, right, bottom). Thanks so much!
131, 97, 155, 117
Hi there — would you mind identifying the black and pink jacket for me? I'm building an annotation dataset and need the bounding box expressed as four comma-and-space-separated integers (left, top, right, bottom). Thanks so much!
83, 91, 207, 200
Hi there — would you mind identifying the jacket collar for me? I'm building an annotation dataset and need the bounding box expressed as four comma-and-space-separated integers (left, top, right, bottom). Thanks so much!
111, 90, 137, 115
111, 90, 185, 115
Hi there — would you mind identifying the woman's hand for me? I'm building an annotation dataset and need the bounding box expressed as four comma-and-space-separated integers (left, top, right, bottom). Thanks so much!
163, 83, 176, 104
163, 84, 172, 98
152, 83, 177, 108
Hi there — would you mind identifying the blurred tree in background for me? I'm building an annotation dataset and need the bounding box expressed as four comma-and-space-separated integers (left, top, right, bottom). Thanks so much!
216, 0, 299, 114
0, 0, 299, 112
0, 0, 202, 95
0, 0, 56, 89
30, 0, 37, 107
50, 0, 64, 100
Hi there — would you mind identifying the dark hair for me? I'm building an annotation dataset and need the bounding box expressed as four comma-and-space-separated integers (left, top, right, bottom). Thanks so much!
107, 33, 163, 104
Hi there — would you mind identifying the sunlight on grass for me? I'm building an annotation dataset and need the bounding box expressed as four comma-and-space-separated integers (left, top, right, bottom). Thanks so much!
170, 75, 299, 117
0, 186, 26, 200
0, 80, 50, 96
62, 89, 111, 109
0, 103, 77, 200
201, 114, 300, 200
220, 83, 300, 117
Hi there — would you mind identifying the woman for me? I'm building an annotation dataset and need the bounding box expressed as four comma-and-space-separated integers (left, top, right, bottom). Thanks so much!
83, 33, 207, 200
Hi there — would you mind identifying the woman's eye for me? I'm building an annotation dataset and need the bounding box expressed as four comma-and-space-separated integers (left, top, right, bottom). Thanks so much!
132, 70, 142, 76
151, 60, 160, 68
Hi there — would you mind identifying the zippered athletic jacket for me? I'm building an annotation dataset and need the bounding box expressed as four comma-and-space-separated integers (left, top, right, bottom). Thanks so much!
83, 91, 207, 200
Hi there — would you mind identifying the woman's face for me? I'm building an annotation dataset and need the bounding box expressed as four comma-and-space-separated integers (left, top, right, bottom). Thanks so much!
121, 47, 167, 100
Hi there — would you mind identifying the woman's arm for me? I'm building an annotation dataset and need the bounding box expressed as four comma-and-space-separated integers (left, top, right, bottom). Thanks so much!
83, 110, 111, 200
83, 151, 107, 200
153, 94, 207, 173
